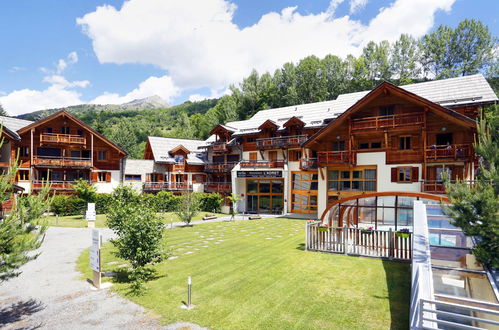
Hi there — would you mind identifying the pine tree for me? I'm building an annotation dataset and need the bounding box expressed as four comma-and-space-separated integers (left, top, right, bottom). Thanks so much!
444, 106, 499, 268
0, 104, 7, 117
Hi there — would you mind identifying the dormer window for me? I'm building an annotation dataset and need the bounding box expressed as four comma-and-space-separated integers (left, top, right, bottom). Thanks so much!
174, 155, 184, 164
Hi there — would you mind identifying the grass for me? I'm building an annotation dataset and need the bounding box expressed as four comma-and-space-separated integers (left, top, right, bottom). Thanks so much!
77, 218, 410, 329
44, 212, 227, 228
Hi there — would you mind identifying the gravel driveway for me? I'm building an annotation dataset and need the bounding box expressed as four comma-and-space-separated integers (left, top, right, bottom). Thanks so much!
0, 227, 163, 329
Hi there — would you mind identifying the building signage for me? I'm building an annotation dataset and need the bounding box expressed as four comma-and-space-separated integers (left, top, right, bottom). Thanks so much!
237, 171, 282, 178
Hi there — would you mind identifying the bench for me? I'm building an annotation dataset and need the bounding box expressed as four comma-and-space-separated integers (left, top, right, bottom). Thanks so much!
203, 215, 217, 220
249, 215, 261, 220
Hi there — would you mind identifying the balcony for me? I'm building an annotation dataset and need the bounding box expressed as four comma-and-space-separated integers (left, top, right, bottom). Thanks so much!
300, 158, 318, 170
386, 150, 423, 164
425, 144, 472, 162
32, 156, 92, 168
421, 180, 474, 194
40, 133, 86, 145
317, 151, 352, 166
204, 182, 232, 193
256, 135, 307, 149
212, 142, 228, 152
351, 113, 424, 131
31, 180, 89, 191
205, 162, 237, 173
173, 164, 185, 172
143, 182, 193, 192
240, 160, 285, 168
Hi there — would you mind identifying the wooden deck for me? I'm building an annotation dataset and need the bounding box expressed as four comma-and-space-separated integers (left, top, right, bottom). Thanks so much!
317, 151, 352, 166
351, 113, 424, 131
32, 156, 92, 168
425, 144, 472, 162
40, 133, 86, 145
256, 135, 307, 149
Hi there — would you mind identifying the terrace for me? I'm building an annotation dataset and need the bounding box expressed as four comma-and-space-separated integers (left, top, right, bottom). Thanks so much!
255, 135, 307, 149
32, 156, 92, 168
317, 151, 352, 166
425, 144, 473, 162
351, 112, 424, 131
40, 133, 86, 145
204, 182, 232, 193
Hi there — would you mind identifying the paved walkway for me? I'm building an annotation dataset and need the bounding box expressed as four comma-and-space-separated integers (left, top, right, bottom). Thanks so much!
0, 227, 163, 329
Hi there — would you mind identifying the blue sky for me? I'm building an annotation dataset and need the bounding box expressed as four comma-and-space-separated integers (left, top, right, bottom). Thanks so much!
0, 0, 497, 115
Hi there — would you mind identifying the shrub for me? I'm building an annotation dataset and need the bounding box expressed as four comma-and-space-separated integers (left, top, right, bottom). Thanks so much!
175, 192, 199, 225
196, 193, 223, 212
50, 195, 86, 216
155, 191, 182, 212
95, 193, 113, 214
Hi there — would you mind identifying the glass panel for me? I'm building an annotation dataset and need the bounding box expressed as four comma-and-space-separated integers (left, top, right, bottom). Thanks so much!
398, 196, 415, 207
271, 180, 283, 193
358, 207, 376, 226
359, 197, 376, 207
427, 216, 458, 229
364, 181, 376, 191
272, 196, 283, 214
310, 182, 318, 190
351, 181, 363, 191
341, 171, 350, 179
328, 170, 339, 180
328, 181, 339, 191
432, 269, 497, 303
364, 169, 376, 180
259, 195, 271, 213
247, 195, 258, 213
301, 173, 310, 181
259, 180, 271, 193
310, 196, 318, 205
352, 171, 362, 179
430, 247, 483, 270
293, 173, 301, 181
377, 207, 395, 230
397, 209, 413, 228
378, 196, 395, 207
247, 180, 258, 193
311, 174, 318, 180
341, 181, 351, 190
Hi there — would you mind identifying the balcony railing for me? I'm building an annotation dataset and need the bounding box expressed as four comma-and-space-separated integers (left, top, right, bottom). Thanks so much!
32, 156, 92, 168
300, 158, 318, 170
204, 182, 232, 193
40, 133, 86, 145
256, 135, 307, 149
317, 151, 352, 166
173, 164, 185, 171
212, 142, 228, 152
31, 180, 90, 191
205, 162, 237, 172
425, 144, 472, 162
421, 180, 474, 194
351, 113, 424, 131
143, 182, 193, 192
240, 160, 285, 168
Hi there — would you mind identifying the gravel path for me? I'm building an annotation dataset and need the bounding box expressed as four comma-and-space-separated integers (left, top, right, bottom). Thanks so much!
0, 227, 163, 329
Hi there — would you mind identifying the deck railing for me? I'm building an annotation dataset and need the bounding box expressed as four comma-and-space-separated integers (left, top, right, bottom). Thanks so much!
31, 180, 89, 190
317, 151, 351, 166
40, 133, 86, 145
421, 180, 474, 194
351, 112, 424, 131
212, 142, 228, 152
300, 158, 318, 170
306, 224, 412, 260
204, 182, 232, 193
32, 156, 92, 168
425, 144, 472, 162
256, 135, 307, 149
240, 160, 285, 168
205, 162, 238, 172
143, 182, 193, 192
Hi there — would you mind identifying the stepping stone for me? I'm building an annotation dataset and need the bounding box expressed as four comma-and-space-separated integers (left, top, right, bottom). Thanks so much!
265, 238, 273, 240
106, 261, 119, 265
185, 251, 194, 254
169, 256, 179, 260
202, 245, 209, 248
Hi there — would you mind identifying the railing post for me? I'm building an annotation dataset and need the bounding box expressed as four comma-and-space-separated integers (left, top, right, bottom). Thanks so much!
389, 228, 394, 260
343, 225, 348, 255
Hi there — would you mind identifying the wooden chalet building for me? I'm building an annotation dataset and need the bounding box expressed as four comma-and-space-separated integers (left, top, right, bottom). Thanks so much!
0, 110, 127, 194
201, 74, 497, 217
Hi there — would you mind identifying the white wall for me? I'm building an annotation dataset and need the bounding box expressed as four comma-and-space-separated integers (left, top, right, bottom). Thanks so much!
94, 170, 121, 194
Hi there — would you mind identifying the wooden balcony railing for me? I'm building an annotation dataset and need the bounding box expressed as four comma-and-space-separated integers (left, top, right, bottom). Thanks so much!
256, 135, 308, 149
386, 150, 423, 164
205, 162, 237, 172
300, 158, 318, 170
212, 143, 228, 152
421, 180, 474, 194
425, 144, 472, 162
317, 151, 352, 166
31, 180, 90, 191
143, 182, 193, 192
173, 164, 185, 171
40, 133, 86, 145
204, 182, 232, 193
240, 160, 285, 168
351, 113, 424, 131
32, 156, 92, 168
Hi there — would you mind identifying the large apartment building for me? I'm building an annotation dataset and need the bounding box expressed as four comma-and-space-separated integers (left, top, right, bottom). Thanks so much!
0, 110, 127, 195
131, 74, 496, 217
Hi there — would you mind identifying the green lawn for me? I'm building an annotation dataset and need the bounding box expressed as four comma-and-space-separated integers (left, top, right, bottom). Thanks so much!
77, 218, 410, 329
44, 212, 227, 228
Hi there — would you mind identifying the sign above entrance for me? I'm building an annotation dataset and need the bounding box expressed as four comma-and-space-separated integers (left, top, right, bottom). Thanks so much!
237, 171, 282, 178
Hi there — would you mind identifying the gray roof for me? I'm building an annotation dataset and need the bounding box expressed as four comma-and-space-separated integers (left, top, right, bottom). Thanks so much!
0, 116, 33, 140
148, 136, 206, 165
224, 74, 497, 136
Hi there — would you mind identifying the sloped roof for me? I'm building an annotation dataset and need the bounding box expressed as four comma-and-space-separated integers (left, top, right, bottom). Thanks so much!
147, 136, 206, 165
222, 74, 497, 136
0, 116, 33, 140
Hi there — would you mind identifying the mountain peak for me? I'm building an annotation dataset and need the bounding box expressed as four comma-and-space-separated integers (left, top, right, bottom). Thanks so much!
122, 95, 169, 108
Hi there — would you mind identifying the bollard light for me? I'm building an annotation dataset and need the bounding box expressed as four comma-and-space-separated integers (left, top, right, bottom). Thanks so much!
187, 276, 192, 308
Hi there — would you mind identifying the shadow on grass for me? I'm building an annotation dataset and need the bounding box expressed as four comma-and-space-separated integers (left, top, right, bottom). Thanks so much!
0, 299, 45, 329
382, 260, 411, 330
296, 243, 306, 251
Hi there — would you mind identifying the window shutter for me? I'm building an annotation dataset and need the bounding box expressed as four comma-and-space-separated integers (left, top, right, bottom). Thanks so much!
411, 167, 419, 182
106, 172, 111, 182
91, 172, 98, 182
391, 168, 398, 182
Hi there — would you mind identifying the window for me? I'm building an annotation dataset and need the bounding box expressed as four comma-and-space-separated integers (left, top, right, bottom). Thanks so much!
289, 150, 302, 161
61, 126, 70, 134
97, 172, 108, 182
174, 155, 184, 164
291, 172, 319, 213
379, 105, 394, 116
328, 168, 376, 192
37, 147, 60, 157
332, 141, 345, 151
193, 175, 205, 183
399, 136, 411, 150
292, 172, 318, 191
436, 133, 453, 146
268, 151, 277, 161
359, 141, 382, 150
398, 167, 412, 182
18, 170, 29, 181
125, 174, 141, 181
46, 127, 53, 133
77, 130, 83, 136
246, 137, 256, 143
391, 167, 418, 183
97, 151, 107, 161
19, 146, 29, 157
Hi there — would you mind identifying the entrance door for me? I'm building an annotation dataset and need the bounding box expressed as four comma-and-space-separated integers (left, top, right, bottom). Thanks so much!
247, 195, 258, 214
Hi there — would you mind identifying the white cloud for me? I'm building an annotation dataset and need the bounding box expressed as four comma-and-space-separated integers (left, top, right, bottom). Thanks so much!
77, 0, 455, 92
91, 75, 180, 104
349, 0, 368, 14
188, 88, 230, 102
53, 51, 79, 74
8, 66, 26, 73
43, 75, 90, 88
